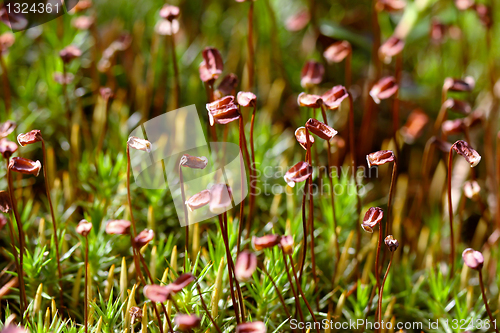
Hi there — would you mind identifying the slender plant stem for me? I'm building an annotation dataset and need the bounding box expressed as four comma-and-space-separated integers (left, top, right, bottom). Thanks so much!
447, 145, 455, 276
478, 270, 499, 333
247, 2, 254, 89
7, 168, 27, 321
385, 160, 397, 236
41, 140, 64, 308
288, 254, 319, 333
281, 249, 304, 323
195, 279, 223, 333
84, 236, 89, 333
223, 213, 246, 321
169, 33, 180, 109
345, 52, 352, 89
245, 104, 257, 245
377, 252, 393, 332
374, 225, 383, 295
178, 165, 189, 273
304, 128, 317, 287
137, 250, 168, 333
126, 146, 138, 236
96, 96, 110, 156
348, 94, 362, 259
237, 115, 249, 253
0, 55, 11, 116
261, 265, 295, 330
217, 215, 241, 323
298, 177, 308, 283
320, 105, 341, 279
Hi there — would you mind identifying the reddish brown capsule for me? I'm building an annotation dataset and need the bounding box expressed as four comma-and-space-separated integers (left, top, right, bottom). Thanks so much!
127, 136, 152, 152
366, 150, 395, 168
384, 235, 399, 252
206, 96, 240, 126
370, 76, 398, 104
474, 4, 491, 27
99, 87, 114, 101
285, 10, 310, 32
294, 127, 315, 150
430, 19, 447, 44
72, 16, 95, 30
280, 235, 294, 255
323, 40, 351, 64
0, 120, 16, 139
464, 180, 480, 201
17, 130, 42, 146
237, 91, 257, 107
252, 234, 281, 251
452, 140, 481, 167
0, 325, 29, 333
300, 60, 324, 88
199, 47, 224, 83
379, 36, 404, 63
0, 191, 12, 213
375, 0, 406, 12
159, 4, 180, 21
209, 184, 233, 214
236, 321, 266, 333
185, 190, 211, 211
175, 314, 202, 331
305, 118, 338, 142
0, 139, 18, 159
235, 250, 257, 282
0, 32, 14, 54
0, 213, 6, 231
180, 154, 208, 169
215, 73, 239, 99
297, 93, 322, 108
462, 248, 484, 270
454, 0, 474, 11
284, 161, 312, 187
144, 284, 170, 303
129, 306, 143, 324
76, 219, 92, 237
442, 99, 471, 115
168, 273, 195, 293
361, 207, 384, 233
442, 119, 464, 136
322, 85, 349, 109
105, 220, 131, 235
443, 77, 475, 92
134, 229, 154, 248
400, 109, 429, 144
59, 45, 82, 64
9, 157, 41, 177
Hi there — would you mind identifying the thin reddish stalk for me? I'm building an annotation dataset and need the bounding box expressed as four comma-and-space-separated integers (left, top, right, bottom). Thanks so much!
237, 115, 247, 253
169, 34, 180, 109
7, 168, 27, 321
137, 250, 168, 333
245, 104, 257, 244
195, 278, 223, 333
377, 252, 393, 332
304, 128, 317, 286
479, 270, 499, 333
0, 55, 11, 116
447, 145, 455, 275
261, 265, 295, 330
247, 2, 254, 89
217, 215, 241, 323
281, 248, 304, 323
298, 177, 308, 282
320, 105, 341, 276
178, 166, 189, 273
385, 160, 397, 236
288, 254, 319, 332
42, 140, 64, 308
84, 236, 89, 333
374, 225, 383, 295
